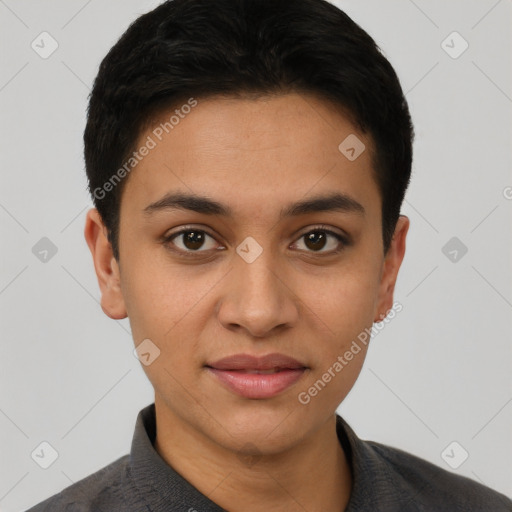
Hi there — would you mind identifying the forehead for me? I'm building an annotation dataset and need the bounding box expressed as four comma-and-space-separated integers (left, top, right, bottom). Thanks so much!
122, 92, 381, 223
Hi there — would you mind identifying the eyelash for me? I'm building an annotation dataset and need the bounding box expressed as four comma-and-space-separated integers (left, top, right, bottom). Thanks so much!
162, 225, 350, 258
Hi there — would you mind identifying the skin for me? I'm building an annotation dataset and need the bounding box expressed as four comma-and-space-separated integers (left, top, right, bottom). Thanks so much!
85, 92, 409, 512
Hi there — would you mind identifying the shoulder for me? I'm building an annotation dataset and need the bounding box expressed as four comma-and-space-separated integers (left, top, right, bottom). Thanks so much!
366, 439, 512, 510
25, 454, 132, 512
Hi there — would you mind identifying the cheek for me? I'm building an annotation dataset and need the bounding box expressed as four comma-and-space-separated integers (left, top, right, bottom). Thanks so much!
119, 252, 175, 344
121, 263, 204, 396
120, 253, 221, 359
300, 262, 380, 335
295, 273, 375, 409
293, 258, 380, 403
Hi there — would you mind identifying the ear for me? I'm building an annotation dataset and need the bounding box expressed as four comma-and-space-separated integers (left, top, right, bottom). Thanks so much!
374, 215, 409, 322
84, 208, 127, 320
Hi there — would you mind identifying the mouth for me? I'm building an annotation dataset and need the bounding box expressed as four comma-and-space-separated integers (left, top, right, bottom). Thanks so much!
213, 368, 294, 374
205, 353, 308, 399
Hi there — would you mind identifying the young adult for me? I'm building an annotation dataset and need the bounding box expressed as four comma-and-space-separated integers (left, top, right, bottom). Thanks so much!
28, 0, 512, 510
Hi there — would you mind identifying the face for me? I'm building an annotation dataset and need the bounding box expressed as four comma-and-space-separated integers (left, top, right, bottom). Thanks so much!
85, 92, 408, 455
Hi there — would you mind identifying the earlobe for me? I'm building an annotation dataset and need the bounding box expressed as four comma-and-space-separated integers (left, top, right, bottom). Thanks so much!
84, 208, 128, 320
373, 215, 409, 322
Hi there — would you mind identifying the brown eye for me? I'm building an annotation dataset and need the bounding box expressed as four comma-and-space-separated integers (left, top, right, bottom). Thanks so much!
181, 231, 206, 250
165, 229, 219, 253
304, 231, 328, 251
292, 228, 348, 254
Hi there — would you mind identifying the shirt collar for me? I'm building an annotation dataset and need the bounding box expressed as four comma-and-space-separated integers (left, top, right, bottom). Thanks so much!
128, 403, 388, 511
129, 403, 226, 511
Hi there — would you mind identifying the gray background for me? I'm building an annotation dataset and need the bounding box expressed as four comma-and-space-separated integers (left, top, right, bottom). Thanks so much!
0, 0, 511, 510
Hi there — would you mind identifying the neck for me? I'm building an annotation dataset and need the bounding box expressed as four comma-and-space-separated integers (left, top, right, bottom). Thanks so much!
153, 398, 352, 512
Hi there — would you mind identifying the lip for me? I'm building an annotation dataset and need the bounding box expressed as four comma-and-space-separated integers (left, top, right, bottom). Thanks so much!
207, 352, 306, 371
205, 353, 308, 399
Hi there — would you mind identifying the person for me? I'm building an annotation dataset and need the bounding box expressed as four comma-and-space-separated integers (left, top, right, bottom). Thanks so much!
27, 0, 512, 510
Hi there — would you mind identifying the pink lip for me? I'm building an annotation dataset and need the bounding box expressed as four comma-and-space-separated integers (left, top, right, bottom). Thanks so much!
205, 353, 308, 399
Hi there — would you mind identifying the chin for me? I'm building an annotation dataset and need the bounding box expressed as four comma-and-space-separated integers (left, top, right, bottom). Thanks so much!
210, 403, 307, 449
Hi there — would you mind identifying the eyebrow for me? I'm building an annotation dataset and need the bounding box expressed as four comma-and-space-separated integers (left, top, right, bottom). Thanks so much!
143, 191, 365, 219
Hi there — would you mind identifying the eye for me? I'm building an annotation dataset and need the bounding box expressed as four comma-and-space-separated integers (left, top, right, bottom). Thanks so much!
163, 228, 222, 255
163, 225, 349, 257
291, 226, 349, 254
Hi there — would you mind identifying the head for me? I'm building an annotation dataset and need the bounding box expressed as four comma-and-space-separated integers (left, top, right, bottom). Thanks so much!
85, 0, 412, 454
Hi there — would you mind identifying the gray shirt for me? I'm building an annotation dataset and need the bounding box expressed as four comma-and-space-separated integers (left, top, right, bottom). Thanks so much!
27, 403, 512, 511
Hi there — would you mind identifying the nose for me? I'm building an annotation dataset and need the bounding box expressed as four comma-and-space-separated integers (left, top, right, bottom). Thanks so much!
216, 244, 300, 339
